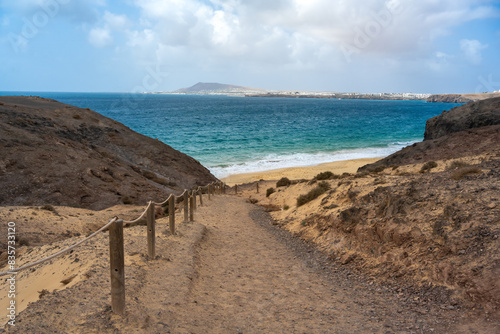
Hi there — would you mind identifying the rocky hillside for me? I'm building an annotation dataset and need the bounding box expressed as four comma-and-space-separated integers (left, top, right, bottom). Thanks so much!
0, 96, 217, 210
239, 97, 500, 312
424, 97, 500, 140
427, 93, 500, 103
359, 97, 500, 171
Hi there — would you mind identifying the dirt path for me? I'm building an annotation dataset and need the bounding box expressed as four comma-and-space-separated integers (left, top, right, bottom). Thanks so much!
142, 196, 492, 333
5, 195, 497, 333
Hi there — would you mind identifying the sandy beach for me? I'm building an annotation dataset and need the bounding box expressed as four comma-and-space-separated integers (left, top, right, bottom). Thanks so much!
222, 157, 381, 185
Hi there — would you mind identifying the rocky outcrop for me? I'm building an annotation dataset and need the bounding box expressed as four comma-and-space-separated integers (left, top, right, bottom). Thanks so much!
427, 92, 500, 103
359, 97, 500, 171
424, 97, 500, 140
427, 95, 474, 103
0, 96, 217, 210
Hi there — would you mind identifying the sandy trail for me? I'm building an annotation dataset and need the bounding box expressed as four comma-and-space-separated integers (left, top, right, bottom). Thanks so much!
149, 196, 477, 333
5, 195, 494, 333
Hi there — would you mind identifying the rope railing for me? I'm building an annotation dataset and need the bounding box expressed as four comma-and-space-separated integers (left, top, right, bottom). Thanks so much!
0, 180, 227, 316
0, 218, 117, 277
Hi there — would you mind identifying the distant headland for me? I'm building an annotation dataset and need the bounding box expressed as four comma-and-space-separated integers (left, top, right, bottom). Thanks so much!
160, 82, 500, 102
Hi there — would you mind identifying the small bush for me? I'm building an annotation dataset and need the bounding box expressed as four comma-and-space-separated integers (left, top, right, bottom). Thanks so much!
40, 204, 56, 212
266, 188, 275, 197
276, 177, 291, 187
297, 182, 330, 207
283, 205, 290, 210
447, 161, 470, 170
318, 181, 331, 191
451, 167, 481, 180
122, 196, 132, 205
420, 161, 438, 173
354, 171, 370, 178
371, 165, 387, 173
315, 171, 333, 180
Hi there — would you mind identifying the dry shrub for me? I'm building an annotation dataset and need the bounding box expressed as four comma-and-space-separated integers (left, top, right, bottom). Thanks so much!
447, 160, 470, 170
420, 161, 438, 173
451, 167, 481, 180
40, 204, 55, 212
276, 177, 291, 187
122, 196, 132, 204
366, 165, 386, 174
296, 181, 330, 207
40, 204, 58, 215
315, 171, 340, 180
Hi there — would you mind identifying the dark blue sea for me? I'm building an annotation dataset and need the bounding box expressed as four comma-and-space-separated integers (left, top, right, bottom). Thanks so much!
1, 92, 461, 178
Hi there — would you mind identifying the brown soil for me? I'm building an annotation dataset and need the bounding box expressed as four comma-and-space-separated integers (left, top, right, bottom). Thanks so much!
2, 196, 499, 333
359, 125, 500, 171
237, 154, 500, 322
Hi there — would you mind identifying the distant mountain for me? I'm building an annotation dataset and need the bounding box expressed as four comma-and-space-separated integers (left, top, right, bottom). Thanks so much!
174, 82, 265, 95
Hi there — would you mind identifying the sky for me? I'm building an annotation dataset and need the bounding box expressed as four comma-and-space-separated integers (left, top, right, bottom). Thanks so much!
1, 0, 500, 94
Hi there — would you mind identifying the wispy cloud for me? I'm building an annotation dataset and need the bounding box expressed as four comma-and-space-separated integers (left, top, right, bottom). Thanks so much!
460, 39, 488, 65
1, 0, 499, 92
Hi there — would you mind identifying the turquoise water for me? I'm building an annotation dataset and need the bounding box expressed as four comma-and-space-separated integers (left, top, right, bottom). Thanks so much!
1, 92, 461, 177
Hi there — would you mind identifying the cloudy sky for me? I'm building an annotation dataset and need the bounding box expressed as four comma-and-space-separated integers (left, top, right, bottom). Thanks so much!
1, 0, 499, 93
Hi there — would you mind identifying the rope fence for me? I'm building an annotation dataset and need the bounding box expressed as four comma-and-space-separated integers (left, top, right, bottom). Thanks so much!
0, 180, 227, 316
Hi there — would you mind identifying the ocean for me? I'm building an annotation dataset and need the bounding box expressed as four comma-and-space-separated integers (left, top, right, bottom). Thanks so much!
1, 92, 461, 178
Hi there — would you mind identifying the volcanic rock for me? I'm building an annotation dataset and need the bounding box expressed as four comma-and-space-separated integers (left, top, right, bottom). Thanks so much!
0, 96, 217, 210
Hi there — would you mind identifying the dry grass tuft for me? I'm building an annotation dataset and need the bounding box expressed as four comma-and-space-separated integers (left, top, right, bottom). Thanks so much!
451, 167, 482, 180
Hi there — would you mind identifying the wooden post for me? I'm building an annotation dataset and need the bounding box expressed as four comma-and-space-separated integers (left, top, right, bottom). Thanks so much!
199, 189, 203, 206
184, 190, 189, 223
223, 182, 226, 194
208, 185, 211, 200
256, 183, 259, 193
146, 202, 155, 259
235, 184, 238, 194
109, 218, 125, 315
169, 195, 175, 235
190, 195, 194, 221
193, 190, 197, 210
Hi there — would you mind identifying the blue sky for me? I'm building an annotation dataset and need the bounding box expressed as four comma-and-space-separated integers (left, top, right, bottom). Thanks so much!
1, 0, 499, 93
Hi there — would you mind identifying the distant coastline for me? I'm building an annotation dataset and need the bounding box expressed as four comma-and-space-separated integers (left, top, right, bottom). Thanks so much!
160, 82, 500, 102
245, 92, 428, 101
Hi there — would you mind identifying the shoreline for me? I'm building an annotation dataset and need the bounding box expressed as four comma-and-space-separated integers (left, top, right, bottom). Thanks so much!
221, 157, 381, 185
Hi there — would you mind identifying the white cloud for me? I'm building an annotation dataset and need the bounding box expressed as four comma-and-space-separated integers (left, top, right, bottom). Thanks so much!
88, 27, 112, 47
129, 0, 498, 61
103, 11, 128, 30
87, 11, 130, 48
80, 0, 500, 90
460, 39, 488, 65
